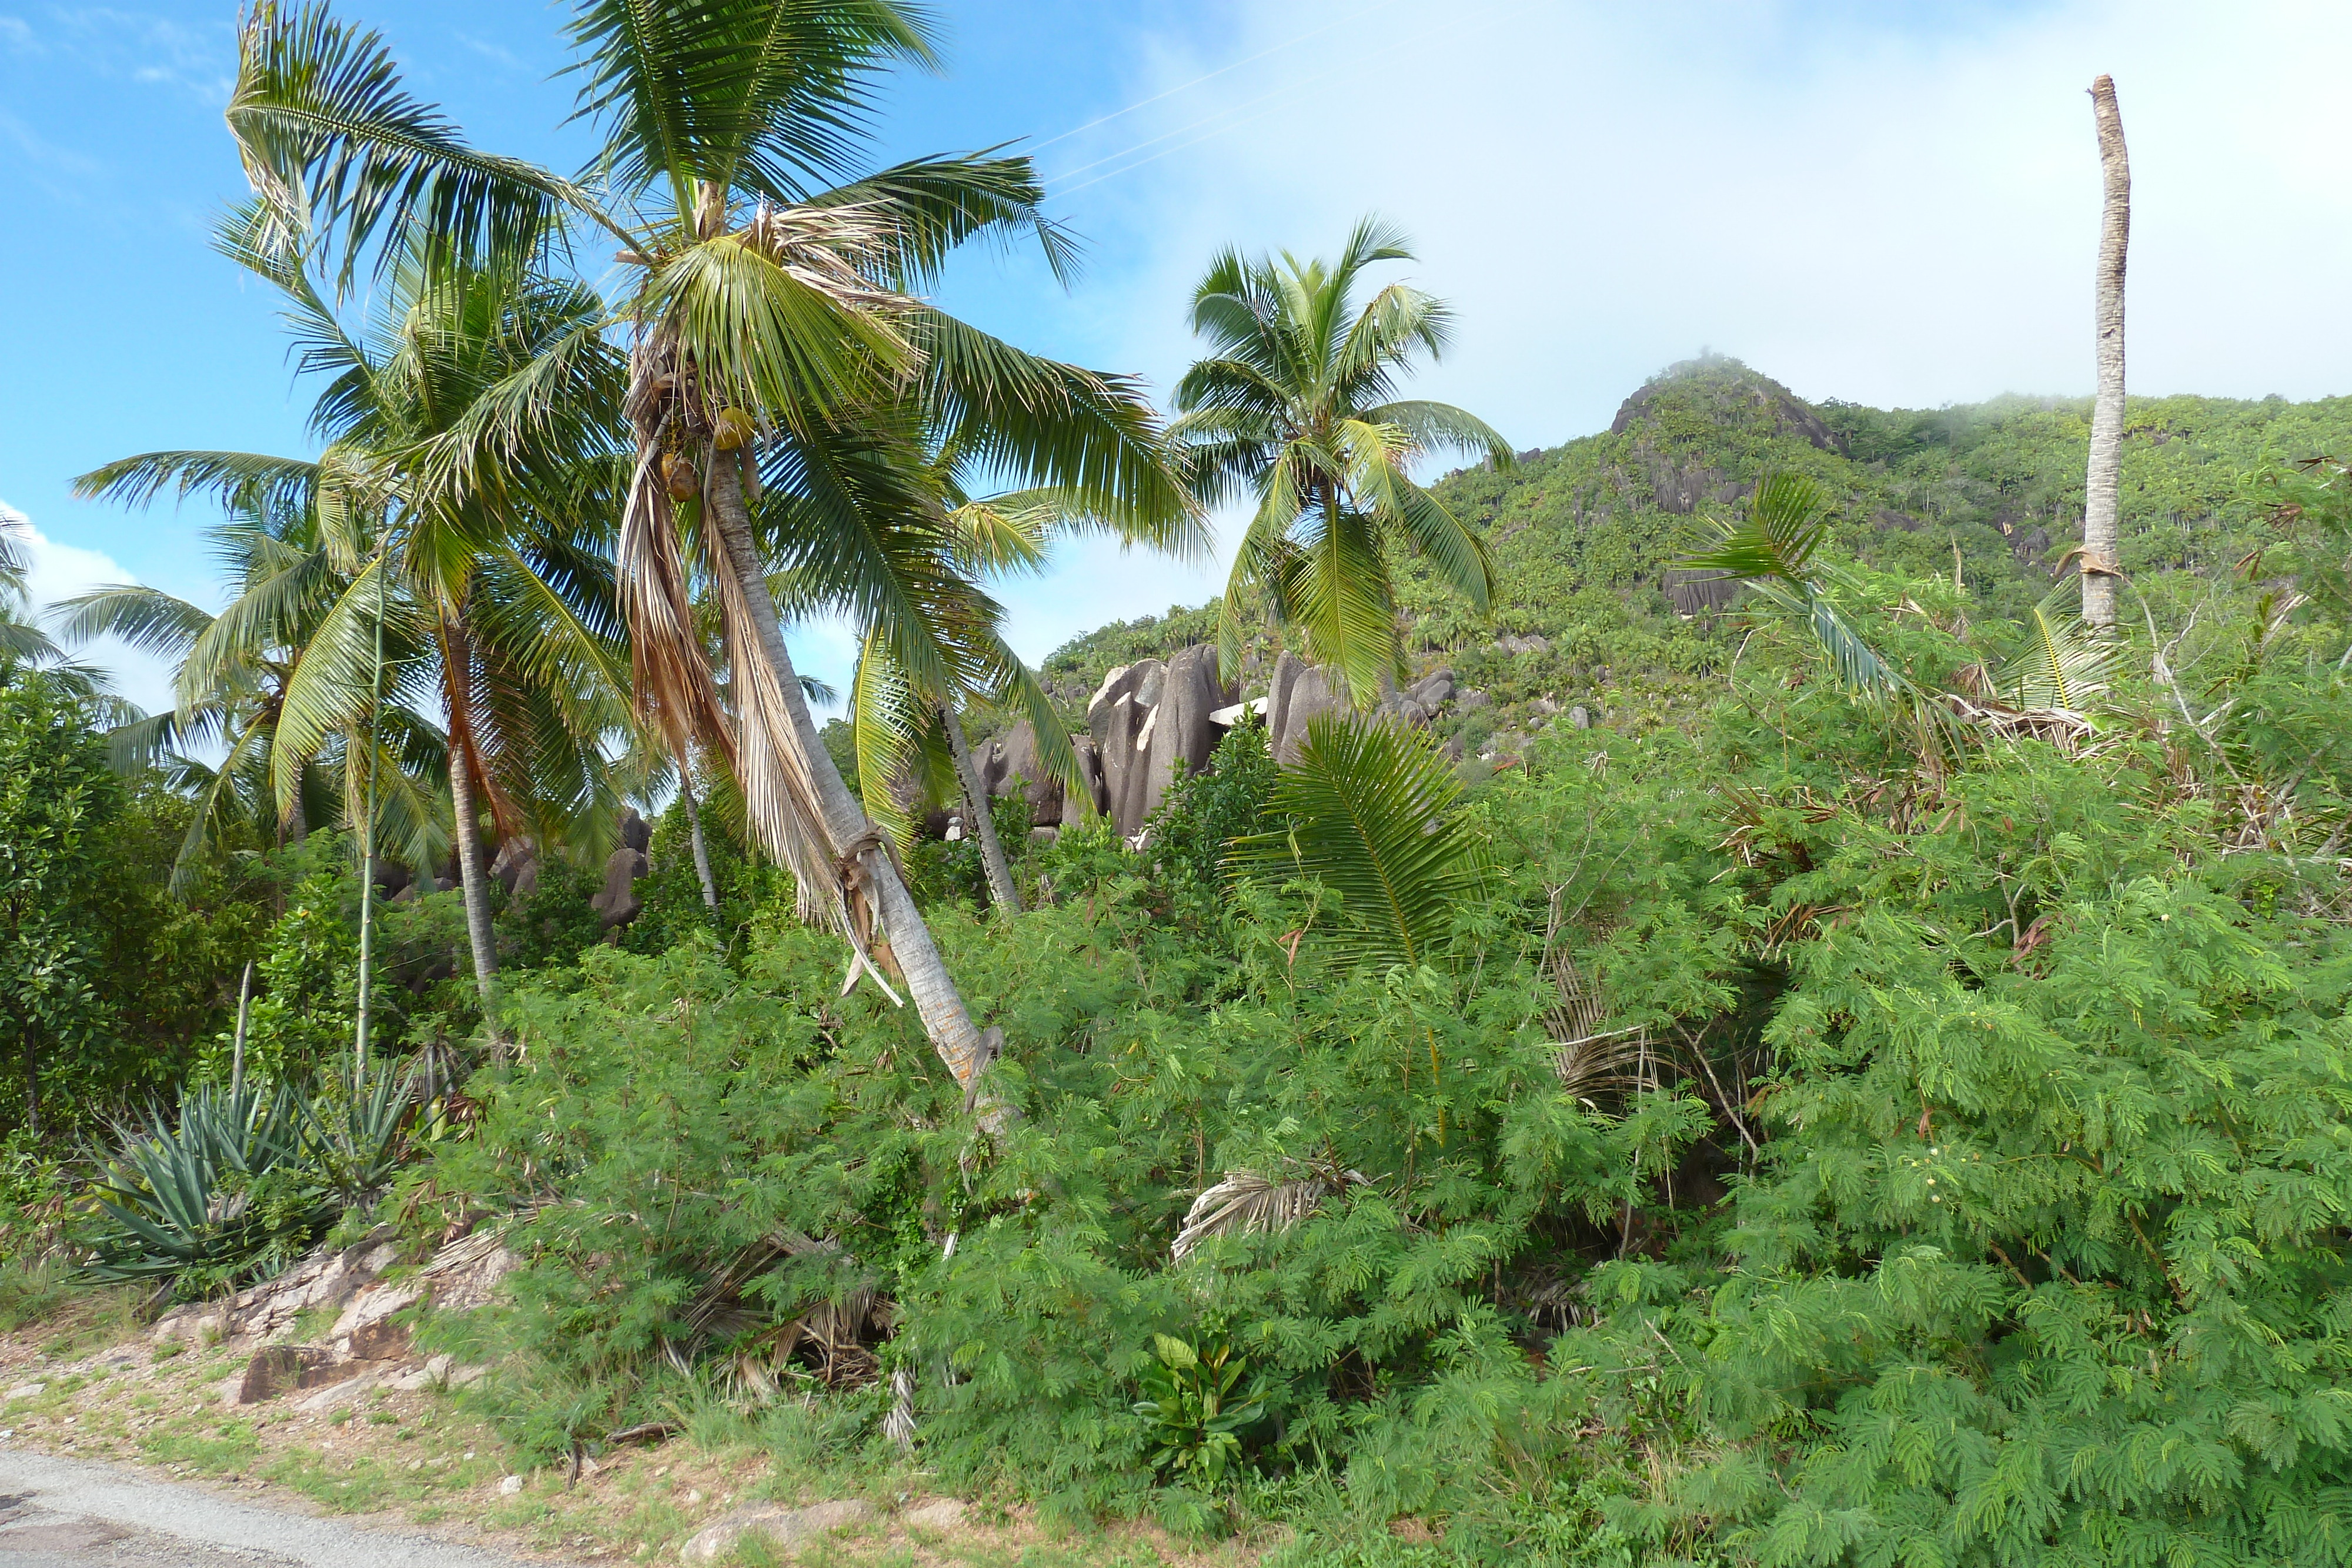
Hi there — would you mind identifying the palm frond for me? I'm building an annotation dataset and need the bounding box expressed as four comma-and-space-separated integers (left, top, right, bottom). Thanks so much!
566, 0, 934, 206
2003, 578, 2120, 711
1171, 1166, 1363, 1263
1229, 713, 1480, 972
228, 1, 594, 283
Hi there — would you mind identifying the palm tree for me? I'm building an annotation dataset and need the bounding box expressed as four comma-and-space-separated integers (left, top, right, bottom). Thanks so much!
78, 215, 630, 1013
223, 1, 1187, 1106
1171, 217, 1513, 704
49, 520, 383, 888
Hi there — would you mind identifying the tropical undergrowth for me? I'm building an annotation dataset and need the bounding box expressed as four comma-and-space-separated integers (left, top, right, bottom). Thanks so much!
359, 532, 2352, 1566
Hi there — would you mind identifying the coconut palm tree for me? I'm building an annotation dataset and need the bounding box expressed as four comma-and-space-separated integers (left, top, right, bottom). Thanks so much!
49, 518, 382, 888
1171, 217, 1513, 704
223, 0, 1188, 1106
78, 213, 630, 1012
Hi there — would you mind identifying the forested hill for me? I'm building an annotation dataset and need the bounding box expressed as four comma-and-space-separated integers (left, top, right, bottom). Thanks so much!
1043, 355, 2352, 745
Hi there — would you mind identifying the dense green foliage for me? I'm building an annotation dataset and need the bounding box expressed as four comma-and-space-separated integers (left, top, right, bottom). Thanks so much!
23, 337, 2352, 1566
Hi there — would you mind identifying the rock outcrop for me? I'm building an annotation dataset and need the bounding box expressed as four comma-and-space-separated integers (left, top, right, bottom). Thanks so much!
590, 808, 652, 931
1086, 646, 1236, 837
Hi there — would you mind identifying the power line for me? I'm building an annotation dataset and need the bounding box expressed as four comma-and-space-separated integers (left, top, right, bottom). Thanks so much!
1024, 0, 1409, 157
1044, 0, 1531, 203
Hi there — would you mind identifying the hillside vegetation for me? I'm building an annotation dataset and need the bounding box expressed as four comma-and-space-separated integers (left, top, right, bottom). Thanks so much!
1048, 356, 2350, 753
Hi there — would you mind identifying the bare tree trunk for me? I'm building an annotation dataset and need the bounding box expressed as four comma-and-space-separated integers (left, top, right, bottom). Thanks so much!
701, 455, 998, 1110
942, 704, 1021, 917
680, 769, 720, 911
2083, 73, 2130, 629
20, 1028, 37, 1140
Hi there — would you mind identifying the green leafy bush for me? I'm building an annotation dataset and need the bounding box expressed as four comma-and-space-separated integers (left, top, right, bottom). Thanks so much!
1133, 1333, 1269, 1486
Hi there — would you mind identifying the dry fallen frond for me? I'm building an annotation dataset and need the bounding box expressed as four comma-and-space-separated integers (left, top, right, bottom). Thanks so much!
1171, 1166, 1364, 1263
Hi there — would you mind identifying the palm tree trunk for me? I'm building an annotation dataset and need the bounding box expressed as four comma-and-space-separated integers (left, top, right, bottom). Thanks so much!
680, 769, 720, 911
439, 617, 502, 1021
701, 454, 998, 1105
941, 704, 1021, 917
2083, 73, 2130, 630
447, 740, 500, 1015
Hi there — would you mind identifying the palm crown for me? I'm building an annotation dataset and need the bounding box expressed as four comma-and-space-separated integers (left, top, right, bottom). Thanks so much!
1172, 216, 1512, 702
218, 0, 1195, 1099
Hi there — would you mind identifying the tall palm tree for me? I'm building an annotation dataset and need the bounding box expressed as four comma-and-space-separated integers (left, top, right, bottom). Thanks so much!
79, 215, 630, 1011
223, 1, 1188, 1106
1171, 217, 1512, 704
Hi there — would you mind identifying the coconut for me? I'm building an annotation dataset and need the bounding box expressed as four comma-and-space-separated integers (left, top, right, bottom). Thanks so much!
663, 451, 700, 500
712, 407, 756, 451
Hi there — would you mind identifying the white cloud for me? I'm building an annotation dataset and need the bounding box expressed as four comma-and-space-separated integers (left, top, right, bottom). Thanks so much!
975, 0, 2352, 664
2, 500, 178, 717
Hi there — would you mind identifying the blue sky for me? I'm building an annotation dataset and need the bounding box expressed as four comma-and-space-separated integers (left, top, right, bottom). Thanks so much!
7, 0, 2352, 713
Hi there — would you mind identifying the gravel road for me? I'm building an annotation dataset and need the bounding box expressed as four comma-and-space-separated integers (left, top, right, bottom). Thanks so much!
0, 1449, 564, 1567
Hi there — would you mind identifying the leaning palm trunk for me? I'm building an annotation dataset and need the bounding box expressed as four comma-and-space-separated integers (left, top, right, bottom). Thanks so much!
446, 744, 500, 1017
694, 450, 999, 1114
941, 705, 1020, 917
2082, 74, 2130, 629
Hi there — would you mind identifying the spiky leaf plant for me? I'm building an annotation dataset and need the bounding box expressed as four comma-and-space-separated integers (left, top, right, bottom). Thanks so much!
83, 1083, 333, 1293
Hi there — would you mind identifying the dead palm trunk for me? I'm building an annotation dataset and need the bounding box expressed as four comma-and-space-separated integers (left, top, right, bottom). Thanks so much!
700, 453, 1000, 1111
941, 704, 1021, 917
2083, 73, 2130, 629
439, 618, 502, 1021
680, 767, 720, 911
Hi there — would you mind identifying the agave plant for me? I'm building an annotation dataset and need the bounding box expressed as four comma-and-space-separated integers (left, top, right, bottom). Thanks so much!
83, 1083, 335, 1292
302, 1065, 418, 1203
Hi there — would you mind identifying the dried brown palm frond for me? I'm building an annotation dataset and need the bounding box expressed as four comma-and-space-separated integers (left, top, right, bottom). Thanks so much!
1539, 889, 1650, 1106
1546, 946, 1650, 1105
670, 1230, 890, 1398
1171, 1165, 1366, 1263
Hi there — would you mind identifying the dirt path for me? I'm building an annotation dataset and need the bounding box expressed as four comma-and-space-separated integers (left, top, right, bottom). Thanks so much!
0, 1448, 568, 1567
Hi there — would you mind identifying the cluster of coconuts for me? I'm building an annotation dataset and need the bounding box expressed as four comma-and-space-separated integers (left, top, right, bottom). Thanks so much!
661, 407, 762, 502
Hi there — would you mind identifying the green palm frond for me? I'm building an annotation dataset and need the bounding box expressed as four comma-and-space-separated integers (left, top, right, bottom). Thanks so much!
1676, 472, 1902, 700
2003, 579, 2120, 711
228, 1, 597, 283
1678, 471, 1836, 585
1229, 714, 1481, 974
566, 0, 934, 209
47, 585, 213, 661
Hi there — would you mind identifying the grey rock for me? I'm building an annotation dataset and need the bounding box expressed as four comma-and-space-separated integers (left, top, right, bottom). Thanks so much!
987, 720, 1065, 827
1266, 650, 1344, 765
1568, 704, 1594, 730
1087, 663, 1153, 835
678, 1499, 876, 1563
1087, 648, 1233, 838
902, 1497, 968, 1532
1530, 696, 1559, 718
490, 835, 539, 899
1663, 567, 1740, 617
366, 858, 411, 899
619, 806, 652, 853
1028, 825, 1059, 845
1406, 668, 1456, 708
1456, 687, 1491, 713
590, 843, 649, 930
